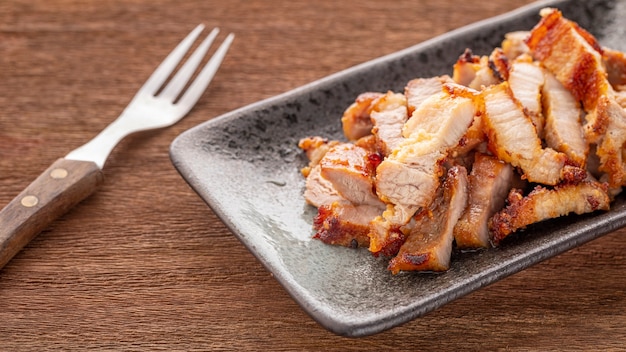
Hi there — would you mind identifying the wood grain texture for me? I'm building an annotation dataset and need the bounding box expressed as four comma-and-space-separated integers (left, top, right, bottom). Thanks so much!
1, 0, 625, 350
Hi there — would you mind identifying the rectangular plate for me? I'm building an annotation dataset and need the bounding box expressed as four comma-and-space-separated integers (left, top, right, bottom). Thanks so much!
170, 0, 626, 337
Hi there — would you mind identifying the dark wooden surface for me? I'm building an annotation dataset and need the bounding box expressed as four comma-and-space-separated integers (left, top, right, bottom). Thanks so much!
1, 0, 625, 350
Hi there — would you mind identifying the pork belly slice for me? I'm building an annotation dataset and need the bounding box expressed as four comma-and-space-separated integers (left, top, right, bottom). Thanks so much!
319, 143, 383, 207
453, 48, 508, 90
482, 82, 569, 185
592, 95, 626, 188
453, 49, 481, 87
369, 86, 477, 255
370, 92, 409, 156
453, 153, 514, 249
303, 164, 345, 208
388, 166, 469, 274
341, 92, 383, 141
501, 31, 530, 60
313, 202, 382, 248
298, 136, 340, 177
490, 180, 610, 245
542, 71, 588, 168
508, 58, 545, 137
404, 75, 454, 116
603, 47, 626, 88
525, 8, 608, 112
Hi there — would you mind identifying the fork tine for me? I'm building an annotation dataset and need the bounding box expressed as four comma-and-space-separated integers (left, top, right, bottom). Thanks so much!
140, 24, 206, 96
176, 32, 235, 114
159, 27, 219, 101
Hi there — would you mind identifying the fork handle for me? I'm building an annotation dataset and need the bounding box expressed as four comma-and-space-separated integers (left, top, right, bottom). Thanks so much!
0, 158, 104, 270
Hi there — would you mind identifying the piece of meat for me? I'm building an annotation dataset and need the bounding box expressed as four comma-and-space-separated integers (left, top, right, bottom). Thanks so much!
542, 70, 588, 168
453, 49, 482, 87
313, 202, 383, 248
370, 91, 409, 156
591, 94, 626, 188
303, 164, 345, 208
460, 48, 509, 91
369, 85, 477, 255
501, 31, 530, 60
525, 7, 608, 113
405, 75, 454, 116
388, 166, 469, 274
341, 92, 383, 141
490, 179, 611, 244
319, 143, 383, 207
403, 83, 480, 141
482, 82, 569, 185
298, 136, 340, 177
488, 47, 510, 82
508, 58, 545, 137
603, 47, 626, 88
453, 153, 514, 249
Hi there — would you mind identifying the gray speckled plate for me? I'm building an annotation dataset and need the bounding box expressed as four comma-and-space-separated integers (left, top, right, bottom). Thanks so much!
170, 0, 626, 337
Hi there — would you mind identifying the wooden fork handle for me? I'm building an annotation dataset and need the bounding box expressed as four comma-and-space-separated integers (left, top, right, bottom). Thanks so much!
0, 158, 104, 269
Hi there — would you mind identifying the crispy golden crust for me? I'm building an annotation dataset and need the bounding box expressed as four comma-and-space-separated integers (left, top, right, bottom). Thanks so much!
490, 180, 610, 244
525, 8, 608, 112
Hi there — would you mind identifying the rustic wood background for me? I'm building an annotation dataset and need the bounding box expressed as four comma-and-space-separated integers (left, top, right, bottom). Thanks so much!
1, 0, 625, 350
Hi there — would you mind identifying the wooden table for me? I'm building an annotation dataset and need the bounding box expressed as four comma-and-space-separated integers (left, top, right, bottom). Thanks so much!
1, 0, 625, 350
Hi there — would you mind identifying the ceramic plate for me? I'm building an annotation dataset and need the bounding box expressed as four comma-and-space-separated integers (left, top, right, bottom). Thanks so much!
170, 0, 626, 337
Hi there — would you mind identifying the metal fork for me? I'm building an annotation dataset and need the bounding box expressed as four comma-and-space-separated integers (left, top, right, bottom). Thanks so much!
0, 25, 234, 269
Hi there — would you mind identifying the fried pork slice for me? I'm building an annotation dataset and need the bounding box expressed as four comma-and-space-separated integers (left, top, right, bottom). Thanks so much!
303, 165, 345, 208
452, 47, 509, 89
525, 8, 608, 113
453, 49, 481, 87
501, 31, 530, 60
603, 47, 626, 87
313, 202, 382, 248
508, 57, 545, 137
453, 153, 514, 249
542, 71, 588, 167
370, 91, 409, 156
298, 136, 340, 177
388, 166, 469, 274
369, 86, 477, 255
319, 143, 383, 207
592, 95, 626, 188
490, 180, 610, 245
404, 75, 454, 116
482, 82, 568, 185
341, 92, 383, 141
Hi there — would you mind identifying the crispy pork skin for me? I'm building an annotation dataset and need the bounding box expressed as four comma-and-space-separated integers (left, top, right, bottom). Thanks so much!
482, 82, 568, 185
490, 180, 610, 245
341, 92, 383, 141
454, 153, 514, 249
319, 143, 383, 207
542, 71, 588, 167
388, 166, 469, 274
526, 8, 608, 112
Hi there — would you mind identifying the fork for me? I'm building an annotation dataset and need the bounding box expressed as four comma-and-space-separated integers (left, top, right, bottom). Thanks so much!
0, 25, 234, 269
